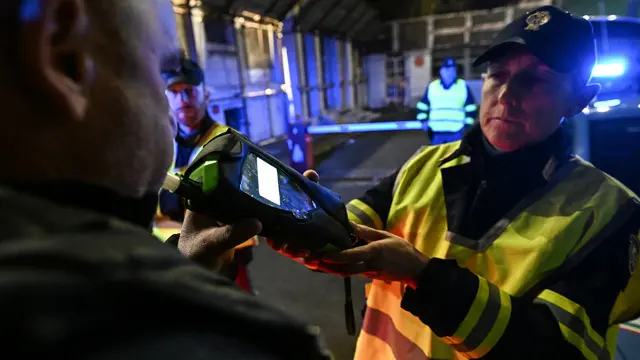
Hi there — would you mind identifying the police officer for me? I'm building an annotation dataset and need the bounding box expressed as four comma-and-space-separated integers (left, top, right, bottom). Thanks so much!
157, 57, 257, 291
417, 57, 478, 145
274, 6, 640, 359
156, 57, 227, 230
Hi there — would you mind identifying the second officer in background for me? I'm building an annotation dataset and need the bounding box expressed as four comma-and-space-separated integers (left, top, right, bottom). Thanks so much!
417, 57, 478, 144
156, 57, 257, 292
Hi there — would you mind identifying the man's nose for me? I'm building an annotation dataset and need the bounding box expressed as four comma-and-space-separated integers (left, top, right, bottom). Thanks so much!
498, 84, 515, 106
497, 79, 523, 107
500, 71, 537, 106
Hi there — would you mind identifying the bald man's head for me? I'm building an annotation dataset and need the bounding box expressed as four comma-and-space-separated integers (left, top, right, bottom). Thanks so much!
0, 0, 180, 198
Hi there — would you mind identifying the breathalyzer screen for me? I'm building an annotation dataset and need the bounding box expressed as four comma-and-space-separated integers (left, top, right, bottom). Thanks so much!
240, 153, 316, 212
257, 157, 281, 206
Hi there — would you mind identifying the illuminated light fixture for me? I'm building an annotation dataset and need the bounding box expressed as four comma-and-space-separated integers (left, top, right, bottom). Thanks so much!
593, 99, 621, 108
583, 15, 590, 20
281, 47, 296, 122
307, 121, 423, 135
592, 60, 626, 77
281, 47, 294, 102
607, 15, 617, 20
582, 107, 590, 114
596, 106, 610, 113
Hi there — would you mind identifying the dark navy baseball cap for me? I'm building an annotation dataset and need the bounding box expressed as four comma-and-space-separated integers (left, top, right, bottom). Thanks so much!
441, 57, 457, 68
474, 5, 596, 83
161, 57, 205, 88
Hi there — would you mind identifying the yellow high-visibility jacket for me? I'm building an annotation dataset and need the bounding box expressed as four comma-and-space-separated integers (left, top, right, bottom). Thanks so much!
154, 122, 229, 241
347, 133, 640, 360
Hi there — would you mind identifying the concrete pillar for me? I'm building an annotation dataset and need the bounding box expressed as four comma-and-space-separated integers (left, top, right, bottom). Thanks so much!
190, 0, 207, 70
336, 39, 345, 110
344, 40, 355, 109
295, 32, 310, 121
233, 21, 251, 137
313, 34, 326, 116
171, 0, 198, 63
463, 13, 472, 80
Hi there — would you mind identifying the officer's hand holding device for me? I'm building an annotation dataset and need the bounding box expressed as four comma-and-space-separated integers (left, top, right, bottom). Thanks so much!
162, 128, 359, 334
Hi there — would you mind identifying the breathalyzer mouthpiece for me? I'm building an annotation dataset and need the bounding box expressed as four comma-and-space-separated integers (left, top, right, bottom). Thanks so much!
162, 173, 181, 192
161, 172, 202, 201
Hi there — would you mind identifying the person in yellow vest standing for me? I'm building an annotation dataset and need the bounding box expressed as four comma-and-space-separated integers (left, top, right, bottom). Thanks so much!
417, 57, 478, 145
271, 6, 640, 359
156, 57, 257, 292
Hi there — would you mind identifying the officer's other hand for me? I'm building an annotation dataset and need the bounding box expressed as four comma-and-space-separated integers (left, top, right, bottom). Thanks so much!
180, 210, 262, 272
266, 169, 319, 260
307, 223, 430, 288
156, 218, 182, 229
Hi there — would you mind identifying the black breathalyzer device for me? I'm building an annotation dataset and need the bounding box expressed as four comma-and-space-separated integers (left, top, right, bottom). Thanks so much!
163, 128, 357, 252
162, 128, 359, 334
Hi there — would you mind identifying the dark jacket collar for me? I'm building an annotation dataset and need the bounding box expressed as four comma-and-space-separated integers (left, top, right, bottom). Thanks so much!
3, 181, 158, 229
440, 78, 459, 90
176, 113, 215, 147
441, 123, 572, 183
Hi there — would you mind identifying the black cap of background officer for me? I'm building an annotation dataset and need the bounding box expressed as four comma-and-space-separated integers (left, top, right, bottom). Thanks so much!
441, 57, 457, 69
161, 57, 205, 88
473, 5, 596, 86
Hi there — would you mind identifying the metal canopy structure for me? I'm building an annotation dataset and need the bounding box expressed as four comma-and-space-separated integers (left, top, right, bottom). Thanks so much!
201, 0, 383, 42
294, 0, 383, 42
230, 0, 298, 20
202, 0, 298, 21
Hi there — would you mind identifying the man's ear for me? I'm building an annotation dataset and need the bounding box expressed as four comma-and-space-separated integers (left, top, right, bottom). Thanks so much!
19, 0, 92, 123
566, 83, 600, 117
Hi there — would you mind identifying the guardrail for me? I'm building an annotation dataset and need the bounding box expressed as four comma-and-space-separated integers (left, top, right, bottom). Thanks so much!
308, 120, 423, 134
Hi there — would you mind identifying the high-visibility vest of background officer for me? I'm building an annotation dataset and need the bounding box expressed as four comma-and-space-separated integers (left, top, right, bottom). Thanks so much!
417, 57, 478, 145
155, 57, 256, 292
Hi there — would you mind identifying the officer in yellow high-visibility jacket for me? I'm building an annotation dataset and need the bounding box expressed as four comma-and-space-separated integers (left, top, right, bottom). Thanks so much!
272, 6, 640, 359
417, 58, 478, 145
154, 57, 229, 238
155, 57, 257, 291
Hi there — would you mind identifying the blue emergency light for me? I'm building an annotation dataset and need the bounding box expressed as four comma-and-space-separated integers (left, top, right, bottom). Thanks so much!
592, 58, 626, 78
593, 99, 621, 108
